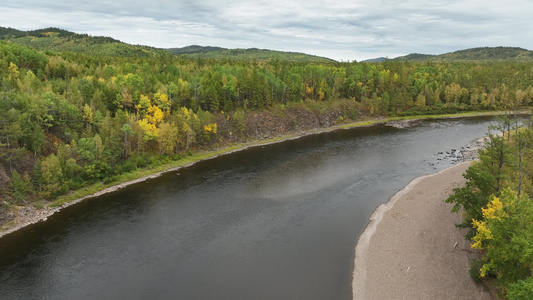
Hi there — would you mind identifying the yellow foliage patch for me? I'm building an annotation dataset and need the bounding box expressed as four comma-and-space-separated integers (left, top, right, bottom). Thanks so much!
204, 123, 217, 134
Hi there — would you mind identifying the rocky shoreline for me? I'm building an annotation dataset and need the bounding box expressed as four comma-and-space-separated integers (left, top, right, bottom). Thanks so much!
0, 116, 489, 241
0, 120, 375, 239
0, 171, 168, 238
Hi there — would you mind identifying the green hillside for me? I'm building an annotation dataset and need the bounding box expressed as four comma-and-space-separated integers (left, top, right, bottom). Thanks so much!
0, 27, 335, 62
166, 45, 226, 55
395, 47, 533, 62
0, 27, 166, 57
167, 45, 337, 63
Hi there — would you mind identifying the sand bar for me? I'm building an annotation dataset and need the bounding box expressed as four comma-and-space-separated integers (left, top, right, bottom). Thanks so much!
352, 162, 493, 300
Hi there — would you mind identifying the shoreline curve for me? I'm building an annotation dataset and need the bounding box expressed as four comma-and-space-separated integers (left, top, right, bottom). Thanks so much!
0, 112, 508, 239
352, 161, 492, 299
0, 120, 385, 240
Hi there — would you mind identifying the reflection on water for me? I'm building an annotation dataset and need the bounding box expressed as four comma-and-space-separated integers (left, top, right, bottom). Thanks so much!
0, 117, 497, 300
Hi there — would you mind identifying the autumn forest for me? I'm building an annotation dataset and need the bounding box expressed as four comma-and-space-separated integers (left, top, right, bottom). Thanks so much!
2, 28, 533, 213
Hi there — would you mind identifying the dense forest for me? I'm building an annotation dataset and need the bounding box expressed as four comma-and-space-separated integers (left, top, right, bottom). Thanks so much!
446, 117, 533, 299
2, 29, 533, 228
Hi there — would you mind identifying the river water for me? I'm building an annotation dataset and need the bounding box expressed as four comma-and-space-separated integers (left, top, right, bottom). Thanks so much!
0, 117, 497, 299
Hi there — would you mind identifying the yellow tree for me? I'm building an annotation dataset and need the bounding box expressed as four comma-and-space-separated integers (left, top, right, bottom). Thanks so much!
137, 119, 158, 140
82, 104, 93, 128
154, 92, 171, 115
471, 189, 533, 296
8, 62, 20, 81
146, 105, 164, 126
173, 107, 197, 151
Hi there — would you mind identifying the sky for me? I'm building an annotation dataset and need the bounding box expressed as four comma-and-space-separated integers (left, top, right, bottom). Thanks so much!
1, 0, 532, 62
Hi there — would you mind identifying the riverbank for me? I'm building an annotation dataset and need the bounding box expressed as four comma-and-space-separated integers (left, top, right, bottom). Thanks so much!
352, 161, 493, 299
0, 110, 514, 239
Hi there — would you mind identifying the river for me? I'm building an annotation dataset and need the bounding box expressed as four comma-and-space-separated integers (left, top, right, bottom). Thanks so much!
0, 117, 497, 299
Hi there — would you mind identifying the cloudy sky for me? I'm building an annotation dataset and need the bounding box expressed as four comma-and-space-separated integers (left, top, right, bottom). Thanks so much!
1, 0, 532, 61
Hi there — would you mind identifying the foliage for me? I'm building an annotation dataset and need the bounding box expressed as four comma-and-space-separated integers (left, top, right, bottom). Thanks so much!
41, 154, 63, 198
395, 47, 533, 62
9, 169, 31, 204
2, 27, 533, 221
469, 259, 485, 283
446, 119, 515, 229
447, 117, 533, 297
0, 27, 165, 58
169, 46, 336, 63
471, 189, 533, 296
507, 278, 533, 300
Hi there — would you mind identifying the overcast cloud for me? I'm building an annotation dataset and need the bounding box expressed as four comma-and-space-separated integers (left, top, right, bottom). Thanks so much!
1, 0, 532, 61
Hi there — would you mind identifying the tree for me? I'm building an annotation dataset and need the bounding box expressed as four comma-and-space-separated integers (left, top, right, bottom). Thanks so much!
9, 169, 30, 204
157, 122, 178, 155
33, 158, 43, 192
471, 189, 533, 295
82, 103, 93, 128
173, 107, 197, 151
513, 118, 532, 196
121, 123, 134, 157
41, 154, 63, 197
446, 119, 515, 229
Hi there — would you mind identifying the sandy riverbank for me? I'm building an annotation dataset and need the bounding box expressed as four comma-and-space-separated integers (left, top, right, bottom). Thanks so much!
352, 161, 493, 299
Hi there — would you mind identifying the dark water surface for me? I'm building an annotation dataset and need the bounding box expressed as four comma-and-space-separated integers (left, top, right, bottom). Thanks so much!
0, 117, 496, 299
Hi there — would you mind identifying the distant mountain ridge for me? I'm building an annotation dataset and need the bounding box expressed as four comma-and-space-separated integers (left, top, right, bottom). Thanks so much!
167, 45, 226, 55
1, 27, 532, 63
393, 47, 533, 62
0, 26, 165, 57
0, 27, 335, 62
166, 45, 336, 63
360, 57, 388, 63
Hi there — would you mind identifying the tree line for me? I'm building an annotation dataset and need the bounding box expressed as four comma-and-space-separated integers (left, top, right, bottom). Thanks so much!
2, 39, 533, 207
446, 116, 533, 299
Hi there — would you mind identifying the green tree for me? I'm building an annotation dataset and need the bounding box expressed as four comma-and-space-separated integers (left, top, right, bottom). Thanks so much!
121, 123, 134, 157
9, 169, 30, 204
446, 119, 515, 229
33, 158, 43, 192
41, 154, 63, 197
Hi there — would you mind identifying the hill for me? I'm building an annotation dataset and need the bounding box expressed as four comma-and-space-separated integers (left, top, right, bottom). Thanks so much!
361, 57, 388, 63
167, 45, 337, 63
0, 27, 335, 62
394, 47, 533, 62
0, 27, 169, 57
3, 27, 532, 63
166, 45, 227, 55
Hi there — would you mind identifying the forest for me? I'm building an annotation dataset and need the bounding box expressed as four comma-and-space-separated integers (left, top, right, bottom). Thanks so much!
2, 36, 533, 222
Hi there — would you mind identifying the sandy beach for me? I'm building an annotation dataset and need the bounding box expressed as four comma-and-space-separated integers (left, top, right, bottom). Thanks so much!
352, 162, 493, 300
